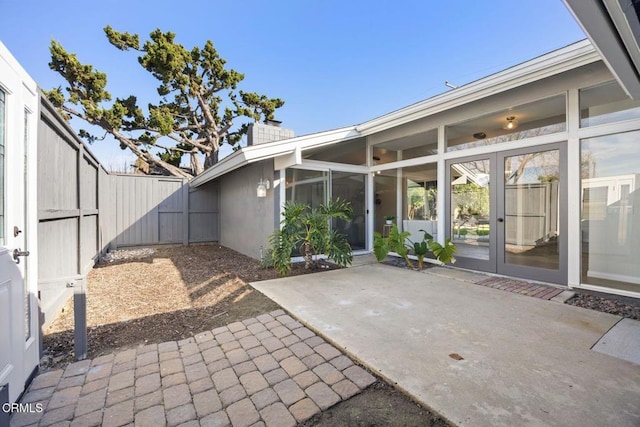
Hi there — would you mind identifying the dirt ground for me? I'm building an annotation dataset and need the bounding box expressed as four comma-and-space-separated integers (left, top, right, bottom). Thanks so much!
43, 244, 451, 427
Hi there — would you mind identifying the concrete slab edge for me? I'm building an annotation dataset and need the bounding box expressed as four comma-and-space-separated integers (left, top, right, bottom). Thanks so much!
551, 290, 576, 304
271, 305, 457, 427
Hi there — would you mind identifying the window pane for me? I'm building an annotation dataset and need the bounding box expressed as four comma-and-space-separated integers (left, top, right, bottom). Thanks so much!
374, 169, 397, 234
446, 94, 566, 151
302, 138, 366, 165
581, 131, 640, 291
450, 159, 491, 260
580, 81, 640, 127
373, 129, 438, 165
285, 169, 327, 208
403, 163, 438, 245
503, 149, 560, 270
332, 172, 366, 250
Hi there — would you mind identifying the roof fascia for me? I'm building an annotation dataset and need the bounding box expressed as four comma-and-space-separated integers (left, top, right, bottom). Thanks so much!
356, 40, 599, 135
564, 0, 640, 98
190, 126, 359, 187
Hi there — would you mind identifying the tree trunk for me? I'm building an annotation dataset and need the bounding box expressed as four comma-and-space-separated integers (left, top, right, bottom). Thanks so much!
302, 241, 314, 270
204, 150, 219, 169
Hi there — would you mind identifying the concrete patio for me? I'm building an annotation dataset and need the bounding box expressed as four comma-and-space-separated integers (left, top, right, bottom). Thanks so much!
252, 262, 640, 427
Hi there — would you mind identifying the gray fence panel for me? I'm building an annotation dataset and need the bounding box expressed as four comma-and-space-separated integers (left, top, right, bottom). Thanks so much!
189, 183, 219, 242
37, 94, 219, 329
38, 116, 78, 211
113, 175, 189, 247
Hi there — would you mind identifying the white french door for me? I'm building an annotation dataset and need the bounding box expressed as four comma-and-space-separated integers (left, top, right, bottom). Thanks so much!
0, 57, 39, 404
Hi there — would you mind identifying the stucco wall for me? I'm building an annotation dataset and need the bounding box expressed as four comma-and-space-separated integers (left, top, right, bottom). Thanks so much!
219, 160, 276, 260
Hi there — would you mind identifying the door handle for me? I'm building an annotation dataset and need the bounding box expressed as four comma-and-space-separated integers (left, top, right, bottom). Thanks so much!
497, 218, 504, 223
13, 248, 30, 264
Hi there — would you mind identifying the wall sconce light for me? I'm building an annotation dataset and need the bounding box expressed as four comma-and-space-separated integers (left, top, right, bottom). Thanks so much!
503, 116, 518, 130
257, 178, 270, 198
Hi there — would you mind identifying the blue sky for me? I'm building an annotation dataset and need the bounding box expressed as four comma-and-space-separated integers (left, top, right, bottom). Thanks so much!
0, 0, 585, 168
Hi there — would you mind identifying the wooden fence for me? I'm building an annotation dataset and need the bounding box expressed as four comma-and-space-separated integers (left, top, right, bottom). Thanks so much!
37, 95, 219, 337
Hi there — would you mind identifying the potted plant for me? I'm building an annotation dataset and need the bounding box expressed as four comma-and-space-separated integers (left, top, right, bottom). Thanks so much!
384, 215, 395, 225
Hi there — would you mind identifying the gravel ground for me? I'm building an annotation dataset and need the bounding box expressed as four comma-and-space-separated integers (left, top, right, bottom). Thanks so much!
565, 290, 640, 320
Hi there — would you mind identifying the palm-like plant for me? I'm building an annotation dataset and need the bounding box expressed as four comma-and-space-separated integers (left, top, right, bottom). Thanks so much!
269, 198, 354, 276
374, 224, 456, 268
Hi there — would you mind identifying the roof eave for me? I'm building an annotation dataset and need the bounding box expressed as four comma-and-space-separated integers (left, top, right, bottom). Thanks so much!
190, 126, 359, 187
564, 0, 640, 99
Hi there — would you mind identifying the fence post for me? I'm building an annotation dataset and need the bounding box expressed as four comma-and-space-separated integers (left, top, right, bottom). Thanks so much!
73, 277, 87, 360
183, 180, 189, 246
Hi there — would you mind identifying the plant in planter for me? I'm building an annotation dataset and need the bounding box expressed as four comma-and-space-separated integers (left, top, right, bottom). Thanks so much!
268, 198, 353, 276
384, 215, 396, 225
373, 225, 456, 269
374, 224, 413, 268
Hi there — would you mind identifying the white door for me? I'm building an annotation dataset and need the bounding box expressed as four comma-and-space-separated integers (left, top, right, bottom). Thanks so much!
0, 43, 40, 404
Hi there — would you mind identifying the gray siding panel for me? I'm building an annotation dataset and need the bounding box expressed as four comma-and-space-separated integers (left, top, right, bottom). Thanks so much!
219, 161, 274, 259
189, 212, 219, 242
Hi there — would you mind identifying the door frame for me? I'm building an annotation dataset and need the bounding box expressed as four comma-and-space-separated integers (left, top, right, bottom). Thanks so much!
0, 45, 40, 404
445, 153, 497, 273
445, 142, 568, 284
496, 143, 568, 284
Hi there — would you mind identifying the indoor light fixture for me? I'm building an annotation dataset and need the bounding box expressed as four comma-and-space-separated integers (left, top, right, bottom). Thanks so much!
503, 116, 518, 130
257, 178, 270, 198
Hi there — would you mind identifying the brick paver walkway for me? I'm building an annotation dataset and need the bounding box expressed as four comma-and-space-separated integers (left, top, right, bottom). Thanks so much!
11, 309, 376, 427
473, 276, 564, 300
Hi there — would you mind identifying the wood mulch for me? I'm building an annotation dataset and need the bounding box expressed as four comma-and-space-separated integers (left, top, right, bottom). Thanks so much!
42, 244, 337, 368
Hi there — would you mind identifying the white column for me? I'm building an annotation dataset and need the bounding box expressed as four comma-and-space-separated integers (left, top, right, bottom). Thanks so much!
566, 89, 581, 287
436, 125, 446, 243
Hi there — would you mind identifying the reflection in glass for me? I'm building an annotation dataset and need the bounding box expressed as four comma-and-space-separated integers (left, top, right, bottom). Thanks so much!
286, 169, 327, 209
303, 138, 366, 165
503, 150, 560, 270
332, 172, 366, 250
374, 170, 397, 234
373, 129, 438, 164
581, 132, 640, 292
403, 163, 438, 244
450, 160, 491, 260
580, 80, 640, 127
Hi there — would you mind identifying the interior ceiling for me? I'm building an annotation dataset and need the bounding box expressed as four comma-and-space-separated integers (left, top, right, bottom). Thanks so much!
446, 95, 567, 140
375, 129, 438, 151
302, 137, 366, 163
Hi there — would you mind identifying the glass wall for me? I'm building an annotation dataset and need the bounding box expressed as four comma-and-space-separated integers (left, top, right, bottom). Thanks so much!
581, 131, 640, 291
332, 172, 366, 250
374, 170, 397, 234
450, 159, 491, 260
303, 138, 366, 165
580, 80, 640, 127
403, 163, 438, 243
286, 169, 327, 208
446, 94, 566, 151
503, 149, 560, 270
373, 129, 438, 165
